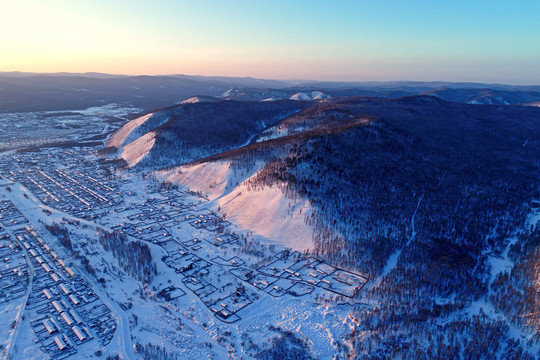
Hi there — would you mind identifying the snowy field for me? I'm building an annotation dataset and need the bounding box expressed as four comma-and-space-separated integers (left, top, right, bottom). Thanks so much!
0, 103, 140, 152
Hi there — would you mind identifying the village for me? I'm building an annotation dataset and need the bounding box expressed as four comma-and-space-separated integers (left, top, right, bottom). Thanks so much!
0, 146, 368, 358
0, 200, 116, 359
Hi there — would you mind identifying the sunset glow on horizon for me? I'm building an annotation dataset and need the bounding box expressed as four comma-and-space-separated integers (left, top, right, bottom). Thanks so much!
2, 0, 540, 84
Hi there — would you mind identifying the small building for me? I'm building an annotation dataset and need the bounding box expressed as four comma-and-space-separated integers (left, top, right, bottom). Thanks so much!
83, 327, 92, 340
61, 312, 73, 326
69, 294, 79, 305
59, 284, 70, 295
43, 289, 52, 300
53, 336, 66, 351
72, 325, 86, 341
51, 300, 63, 313
43, 319, 57, 334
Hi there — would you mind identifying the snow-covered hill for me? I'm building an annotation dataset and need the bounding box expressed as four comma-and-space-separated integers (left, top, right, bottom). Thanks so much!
105, 101, 309, 168
159, 160, 314, 251
107, 113, 154, 148
120, 131, 157, 167
289, 91, 329, 101
220, 88, 330, 102
180, 96, 220, 104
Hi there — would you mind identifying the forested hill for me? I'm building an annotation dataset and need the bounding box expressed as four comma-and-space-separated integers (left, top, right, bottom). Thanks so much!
106, 100, 310, 168
109, 96, 540, 357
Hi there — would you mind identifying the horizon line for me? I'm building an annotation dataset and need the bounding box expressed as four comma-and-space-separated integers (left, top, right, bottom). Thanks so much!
0, 70, 538, 87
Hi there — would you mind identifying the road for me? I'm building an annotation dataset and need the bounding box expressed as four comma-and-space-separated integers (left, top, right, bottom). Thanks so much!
2, 182, 136, 359
6, 233, 35, 360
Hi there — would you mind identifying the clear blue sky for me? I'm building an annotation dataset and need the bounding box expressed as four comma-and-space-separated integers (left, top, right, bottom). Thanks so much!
1, 0, 539, 84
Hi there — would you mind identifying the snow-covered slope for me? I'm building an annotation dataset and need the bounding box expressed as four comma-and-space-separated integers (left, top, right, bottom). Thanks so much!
159, 161, 314, 251
290, 92, 312, 101
180, 96, 220, 104
105, 111, 167, 167
159, 160, 258, 200
107, 113, 154, 148
221, 88, 330, 102
525, 101, 540, 107
105, 100, 309, 169
217, 181, 314, 251
120, 131, 157, 167
290, 91, 329, 101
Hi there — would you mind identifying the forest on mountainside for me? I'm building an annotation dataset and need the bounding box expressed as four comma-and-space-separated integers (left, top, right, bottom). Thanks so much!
133, 101, 309, 168
188, 97, 540, 357
104, 94, 540, 357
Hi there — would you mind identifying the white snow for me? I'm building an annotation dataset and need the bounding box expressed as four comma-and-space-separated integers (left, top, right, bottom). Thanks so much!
107, 113, 153, 148
179, 96, 219, 104
159, 161, 254, 200
290, 91, 329, 101
181, 96, 204, 104
49, 103, 134, 117
525, 207, 540, 231
120, 131, 156, 167
221, 88, 235, 98
311, 91, 328, 100
217, 184, 314, 251
290, 92, 312, 101
160, 161, 315, 251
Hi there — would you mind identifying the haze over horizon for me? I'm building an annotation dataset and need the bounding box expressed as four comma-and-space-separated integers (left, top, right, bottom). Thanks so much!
1, 0, 540, 85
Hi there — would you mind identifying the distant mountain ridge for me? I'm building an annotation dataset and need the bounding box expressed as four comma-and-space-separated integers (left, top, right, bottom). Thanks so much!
219, 85, 540, 105
2, 72, 540, 112
0, 73, 292, 113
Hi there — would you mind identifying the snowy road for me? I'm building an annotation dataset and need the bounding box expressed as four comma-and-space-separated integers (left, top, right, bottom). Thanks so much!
6, 232, 35, 360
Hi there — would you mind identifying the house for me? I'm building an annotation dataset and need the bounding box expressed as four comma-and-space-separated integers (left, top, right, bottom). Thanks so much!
53, 336, 66, 351
43, 319, 57, 334
72, 325, 86, 341
61, 311, 74, 326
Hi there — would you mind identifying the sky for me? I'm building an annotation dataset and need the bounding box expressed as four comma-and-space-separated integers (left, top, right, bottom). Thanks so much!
1, 0, 539, 84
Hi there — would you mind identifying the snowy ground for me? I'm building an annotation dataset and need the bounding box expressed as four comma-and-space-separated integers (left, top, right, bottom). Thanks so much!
0, 103, 140, 151
3, 105, 537, 358
0, 146, 366, 359
159, 161, 315, 251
